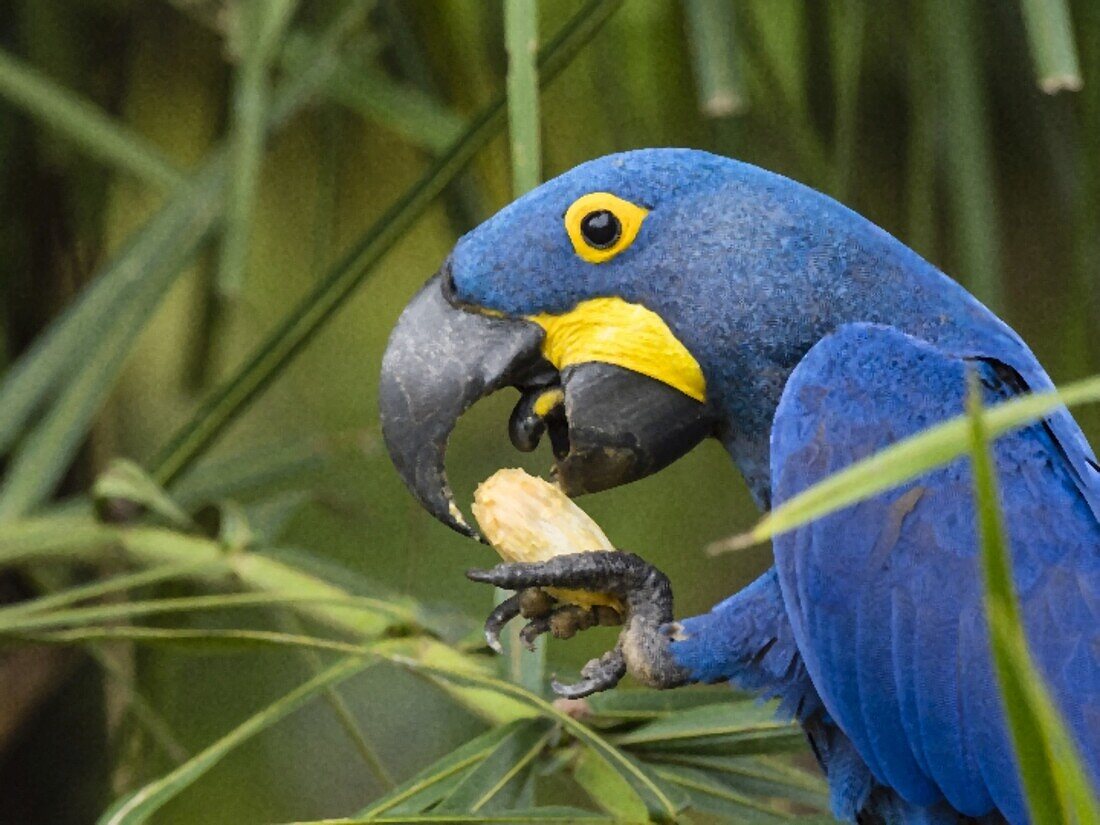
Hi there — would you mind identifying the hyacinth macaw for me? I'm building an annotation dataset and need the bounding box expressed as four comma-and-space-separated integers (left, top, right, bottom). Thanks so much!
378, 149, 1099, 824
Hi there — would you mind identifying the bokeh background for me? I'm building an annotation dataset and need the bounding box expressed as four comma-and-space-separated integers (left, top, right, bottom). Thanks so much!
0, 1, 1097, 822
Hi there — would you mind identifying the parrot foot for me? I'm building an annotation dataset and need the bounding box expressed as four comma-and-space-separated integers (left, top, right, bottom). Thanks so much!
467, 551, 691, 696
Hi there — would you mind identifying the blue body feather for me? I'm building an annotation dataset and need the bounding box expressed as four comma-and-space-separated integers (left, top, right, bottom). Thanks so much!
447, 149, 1100, 823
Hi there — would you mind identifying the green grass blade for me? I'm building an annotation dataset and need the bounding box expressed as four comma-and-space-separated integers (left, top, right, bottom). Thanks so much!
287, 809, 615, 825
435, 719, 553, 812
93, 458, 196, 529
376, 651, 680, 822
0, 591, 411, 635
0, 185, 219, 519
356, 725, 524, 818
572, 746, 650, 824
505, 0, 541, 198
0, 48, 184, 190
97, 656, 372, 825
967, 376, 1100, 823
501, 0, 546, 696
280, 34, 466, 154
0, 562, 215, 619
217, 0, 301, 299
684, 0, 746, 117
610, 701, 796, 747
0, 1, 368, 473
650, 764, 796, 822
716, 373, 1100, 550
643, 755, 828, 811
0, 159, 223, 461
21, 626, 375, 657
1019, 0, 1084, 92
150, 0, 625, 486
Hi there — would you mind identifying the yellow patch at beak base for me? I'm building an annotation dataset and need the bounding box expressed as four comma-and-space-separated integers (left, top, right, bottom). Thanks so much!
527, 298, 706, 403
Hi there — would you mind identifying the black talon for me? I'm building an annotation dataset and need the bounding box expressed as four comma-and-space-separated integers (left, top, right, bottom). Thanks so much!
483, 593, 522, 653
520, 615, 552, 650
551, 647, 627, 699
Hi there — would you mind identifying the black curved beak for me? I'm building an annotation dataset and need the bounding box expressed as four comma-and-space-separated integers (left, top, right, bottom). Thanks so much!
379, 271, 715, 539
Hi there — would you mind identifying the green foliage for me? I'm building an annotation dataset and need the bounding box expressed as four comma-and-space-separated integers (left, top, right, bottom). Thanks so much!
0, 0, 1096, 823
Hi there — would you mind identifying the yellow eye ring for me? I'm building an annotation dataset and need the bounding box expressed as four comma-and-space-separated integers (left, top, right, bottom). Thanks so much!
564, 192, 649, 264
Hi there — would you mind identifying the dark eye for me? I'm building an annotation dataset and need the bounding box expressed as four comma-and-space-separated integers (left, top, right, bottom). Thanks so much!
579, 210, 621, 249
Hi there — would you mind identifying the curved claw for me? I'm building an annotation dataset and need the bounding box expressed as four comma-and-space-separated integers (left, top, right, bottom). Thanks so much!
551, 647, 627, 699
520, 615, 552, 650
483, 593, 522, 653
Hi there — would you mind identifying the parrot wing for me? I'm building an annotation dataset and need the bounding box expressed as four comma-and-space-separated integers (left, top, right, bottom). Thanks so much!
769, 322, 1100, 823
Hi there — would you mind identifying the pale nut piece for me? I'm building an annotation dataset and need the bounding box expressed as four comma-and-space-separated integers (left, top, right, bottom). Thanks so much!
471, 468, 624, 611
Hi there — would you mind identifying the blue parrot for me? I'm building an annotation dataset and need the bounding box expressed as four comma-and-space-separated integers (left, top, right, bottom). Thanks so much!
378, 149, 1099, 824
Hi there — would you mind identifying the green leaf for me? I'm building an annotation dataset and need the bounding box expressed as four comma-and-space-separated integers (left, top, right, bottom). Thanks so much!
436, 719, 554, 813
97, 656, 372, 825
217, 0, 301, 299
610, 700, 802, 754
150, 0, 626, 487
0, 591, 407, 635
571, 746, 650, 824
281, 34, 467, 154
967, 376, 1100, 823
0, 562, 216, 619
584, 688, 739, 724
0, 0, 372, 500
645, 755, 828, 811
355, 725, 520, 818
0, 47, 185, 189
93, 459, 196, 529
374, 652, 681, 823
651, 764, 797, 822
17, 626, 375, 657
719, 373, 1100, 551
0, 158, 223, 466
1019, 0, 1083, 93
288, 808, 615, 824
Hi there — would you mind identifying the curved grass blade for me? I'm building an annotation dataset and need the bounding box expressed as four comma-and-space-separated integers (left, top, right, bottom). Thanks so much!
150, 0, 626, 486
436, 718, 554, 813
610, 700, 802, 754
0, 48, 184, 190
374, 650, 680, 823
967, 377, 1100, 823
644, 754, 828, 811
0, 561, 215, 619
0, 591, 411, 634
17, 626, 375, 657
285, 809, 615, 825
651, 764, 797, 822
717, 373, 1100, 551
97, 656, 372, 825
356, 724, 525, 819
93, 458, 196, 529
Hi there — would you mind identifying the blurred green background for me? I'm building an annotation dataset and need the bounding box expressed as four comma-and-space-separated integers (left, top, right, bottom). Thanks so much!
0, 0, 1096, 822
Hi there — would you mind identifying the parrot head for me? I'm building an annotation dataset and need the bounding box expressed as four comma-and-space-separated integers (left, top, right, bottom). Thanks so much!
378, 149, 745, 537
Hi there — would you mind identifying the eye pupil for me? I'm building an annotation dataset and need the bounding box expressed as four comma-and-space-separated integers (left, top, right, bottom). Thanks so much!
579, 210, 621, 249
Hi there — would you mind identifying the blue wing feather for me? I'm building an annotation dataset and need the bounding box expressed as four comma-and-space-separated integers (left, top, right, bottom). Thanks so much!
769, 322, 1100, 823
